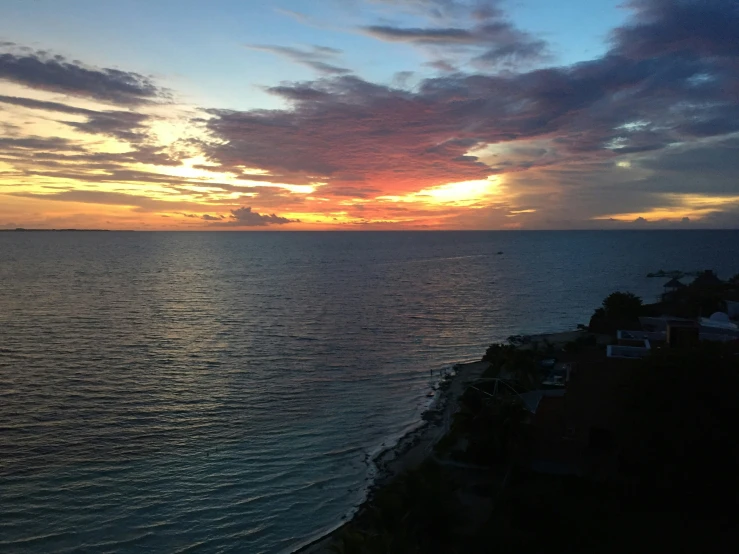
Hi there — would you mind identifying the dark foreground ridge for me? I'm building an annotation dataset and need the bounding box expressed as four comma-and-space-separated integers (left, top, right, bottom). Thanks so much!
299, 270, 739, 553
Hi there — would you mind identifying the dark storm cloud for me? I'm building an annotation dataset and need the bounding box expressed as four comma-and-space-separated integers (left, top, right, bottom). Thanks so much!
247, 44, 351, 75
0, 49, 165, 105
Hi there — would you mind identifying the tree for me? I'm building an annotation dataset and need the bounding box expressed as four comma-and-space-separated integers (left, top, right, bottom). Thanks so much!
602, 291, 642, 320
589, 292, 644, 333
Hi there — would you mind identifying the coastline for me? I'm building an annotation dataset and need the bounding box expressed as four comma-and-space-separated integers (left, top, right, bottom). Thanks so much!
292, 359, 490, 554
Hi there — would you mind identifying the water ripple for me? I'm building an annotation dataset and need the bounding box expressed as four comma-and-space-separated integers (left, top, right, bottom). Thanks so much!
1, 230, 737, 553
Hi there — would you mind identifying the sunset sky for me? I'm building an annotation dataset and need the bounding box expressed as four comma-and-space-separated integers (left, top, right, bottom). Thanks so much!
1, 0, 738, 229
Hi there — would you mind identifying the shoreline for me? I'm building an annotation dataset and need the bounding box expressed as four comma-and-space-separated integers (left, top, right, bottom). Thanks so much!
292, 359, 490, 554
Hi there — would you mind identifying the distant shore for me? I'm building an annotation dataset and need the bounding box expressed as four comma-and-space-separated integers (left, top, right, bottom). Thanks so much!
293, 359, 490, 554
0, 228, 122, 232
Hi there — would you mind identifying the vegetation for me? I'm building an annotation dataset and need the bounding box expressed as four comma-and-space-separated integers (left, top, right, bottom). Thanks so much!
331, 341, 739, 553
481, 343, 541, 389
658, 281, 730, 317
330, 462, 461, 554
443, 391, 529, 465
589, 291, 643, 333
602, 291, 643, 320
327, 286, 739, 553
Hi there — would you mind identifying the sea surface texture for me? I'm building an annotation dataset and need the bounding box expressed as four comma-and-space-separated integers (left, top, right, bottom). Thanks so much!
1, 231, 737, 553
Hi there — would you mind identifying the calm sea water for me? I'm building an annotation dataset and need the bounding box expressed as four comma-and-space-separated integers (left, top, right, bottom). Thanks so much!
1, 231, 737, 553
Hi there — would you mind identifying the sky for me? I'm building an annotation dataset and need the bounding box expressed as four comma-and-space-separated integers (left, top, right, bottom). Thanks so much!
1, 0, 738, 230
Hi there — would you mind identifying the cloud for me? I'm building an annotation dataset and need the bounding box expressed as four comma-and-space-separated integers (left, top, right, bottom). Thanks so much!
364, 26, 473, 42
0, 94, 153, 146
0, 48, 165, 105
362, 21, 547, 69
66, 110, 151, 142
368, 0, 504, 22
0, 94, 98, 115
0, 136, 80, 152
217, 206, 299, 227
4, 0, 739, 229
205, 77, 491, 197
424, 59, 457, 72
361, 0, 547, 69
612, 0, 739, 60
200, 0, 739, 214
247, 44, 351, 75
6, 190, 208, 213
274, 8, 318, 27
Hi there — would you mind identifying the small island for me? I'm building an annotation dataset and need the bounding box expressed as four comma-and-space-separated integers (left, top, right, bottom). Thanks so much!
299, 270, 739, 553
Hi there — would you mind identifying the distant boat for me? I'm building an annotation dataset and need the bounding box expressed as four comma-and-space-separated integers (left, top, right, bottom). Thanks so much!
496, 251, 503, 255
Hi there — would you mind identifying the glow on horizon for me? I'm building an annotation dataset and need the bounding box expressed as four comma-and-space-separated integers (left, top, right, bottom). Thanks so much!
592, 195, 739, 223
377, 178, 501, 207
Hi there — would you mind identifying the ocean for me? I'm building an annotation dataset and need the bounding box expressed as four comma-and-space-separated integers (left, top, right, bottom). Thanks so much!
1, 230, 737, 553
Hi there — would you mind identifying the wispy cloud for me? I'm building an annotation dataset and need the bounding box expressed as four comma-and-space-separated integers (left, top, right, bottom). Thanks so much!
363, 0, 548, 70
247, 44, 351, 75
362, 22, 547, 68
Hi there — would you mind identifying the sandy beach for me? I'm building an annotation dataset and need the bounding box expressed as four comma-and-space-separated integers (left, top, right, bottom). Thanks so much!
294, 359, 490, 554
